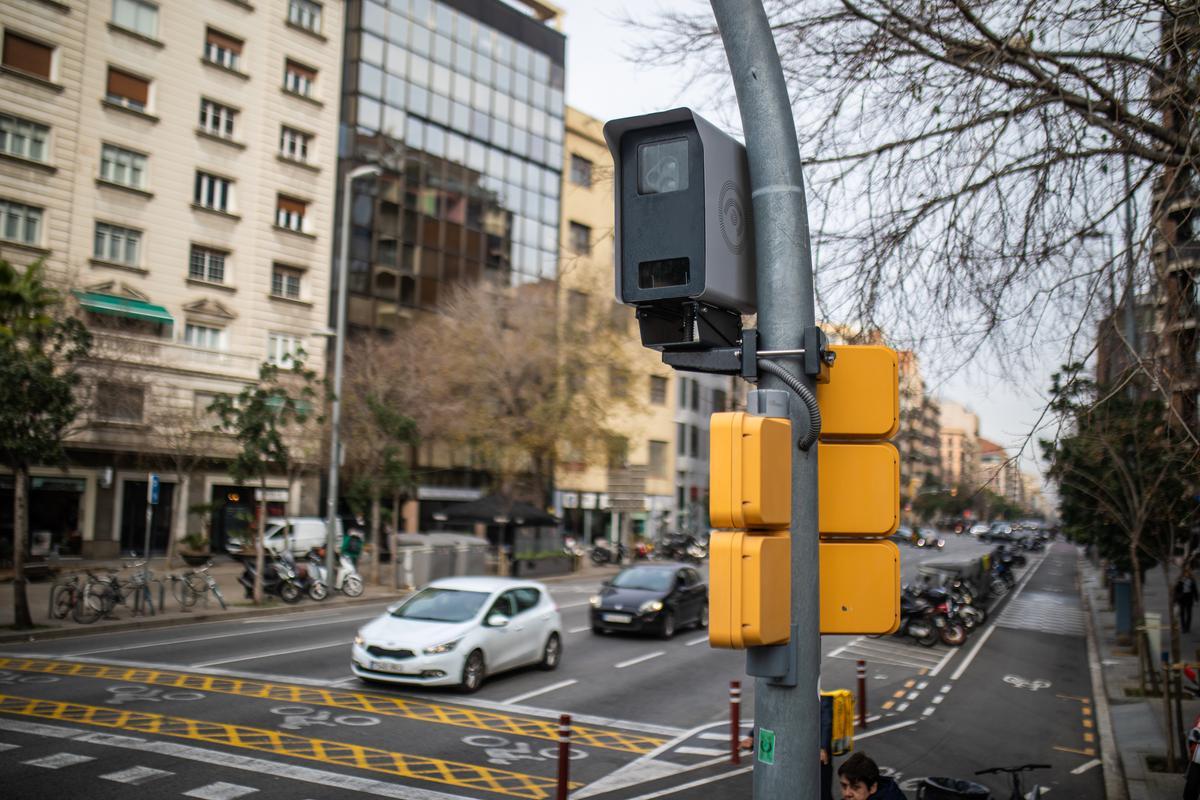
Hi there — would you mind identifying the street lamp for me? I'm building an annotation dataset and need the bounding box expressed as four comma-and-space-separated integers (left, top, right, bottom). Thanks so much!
326, 164, 382, 587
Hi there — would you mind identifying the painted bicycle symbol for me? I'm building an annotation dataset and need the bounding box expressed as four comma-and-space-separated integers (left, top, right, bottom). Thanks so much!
106, 685, 206, 705
269, 705, 381, 731
1003, 674, 1052, 692
0, 670, 59, 685
462, 734, 587, 767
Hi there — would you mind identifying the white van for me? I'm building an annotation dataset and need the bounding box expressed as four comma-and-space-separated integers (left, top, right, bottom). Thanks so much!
226, 517, 343, 557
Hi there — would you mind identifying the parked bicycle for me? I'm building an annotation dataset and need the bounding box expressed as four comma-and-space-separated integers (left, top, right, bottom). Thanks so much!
73, 563, 156, 624
48, 573, 83, 620
917, 763, 1050, 799
171, 561, 227, 610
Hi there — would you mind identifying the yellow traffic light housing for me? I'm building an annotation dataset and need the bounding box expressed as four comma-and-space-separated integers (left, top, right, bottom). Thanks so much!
817, 442, 900, 536
709, 531, 792, 648
818, 540, 901, 634
710, 412, 792, 530
816, 346, 899, 441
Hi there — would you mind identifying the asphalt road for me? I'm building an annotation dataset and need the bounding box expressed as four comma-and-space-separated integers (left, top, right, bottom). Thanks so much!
0, 536, 1101, 800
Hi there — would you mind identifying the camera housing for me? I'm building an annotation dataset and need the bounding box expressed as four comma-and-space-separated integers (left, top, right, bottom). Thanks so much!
604, 108, 755, 350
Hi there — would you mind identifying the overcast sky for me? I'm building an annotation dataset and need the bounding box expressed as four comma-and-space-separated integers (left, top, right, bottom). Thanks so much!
553, 0, 1059, 486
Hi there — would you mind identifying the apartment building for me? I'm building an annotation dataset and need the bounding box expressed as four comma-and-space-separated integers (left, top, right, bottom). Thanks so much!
978, 437, 1024, 509
896, 350, 941, 503
938, 400, 980, 490
0, 0, 343, 559
552, 106, 676, 543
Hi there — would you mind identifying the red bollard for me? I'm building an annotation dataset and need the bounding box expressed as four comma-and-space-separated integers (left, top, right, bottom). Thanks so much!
730, 680, 741, 765
556, 713, 571, 800
857, 660, 868, 729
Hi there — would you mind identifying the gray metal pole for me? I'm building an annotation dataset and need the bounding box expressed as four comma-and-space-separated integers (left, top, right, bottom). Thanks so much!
709, 2, 820, 798
327, 165, 380, 587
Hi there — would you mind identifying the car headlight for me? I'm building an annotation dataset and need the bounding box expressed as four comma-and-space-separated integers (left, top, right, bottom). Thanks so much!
354, 635, 364, 646
423, 638, 461, 655
589, 595, 602, 607
639, 599, 663, 615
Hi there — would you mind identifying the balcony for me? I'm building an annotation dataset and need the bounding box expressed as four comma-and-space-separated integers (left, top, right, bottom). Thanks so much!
90, 331, 262, 379
1159, 241, 1200, 273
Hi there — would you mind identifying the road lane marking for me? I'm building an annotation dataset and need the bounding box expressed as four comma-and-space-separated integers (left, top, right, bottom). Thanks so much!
615, 652, 665, 669
892, 691, 904, 698
191, 641, 349, 667
71, 615, 379, 656
329, 676, 362, 687
0, 693, 579, 800
0, 718, 481, 800
622, 765, 753, 800
0, 657, 664, 754
916, 681, 927, 689
905, 692, 918, 700
855, 719, 917, 740
698, 732, 728, 741
1071, 758, 1102, 774
675, 746, 725, 756
921, 706, 935, 717
931, 695, 944, 704
948, 625, 997, 681
684, 636, 708, 647
22, 751, 95, 768
501, 680, 578, 705
927, 645, 959, 677
101, 765, 174, 785
895, 702, 909, 712
183, 782, 259, 799
881, 701, 894, 710
904, 680, 915, 688
1054, 745, 1097, 756
557, 601, 591, 609
568, 625, 591, 634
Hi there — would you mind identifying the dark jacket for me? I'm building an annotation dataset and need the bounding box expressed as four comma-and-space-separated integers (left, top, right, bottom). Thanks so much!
870, 776, 908, 800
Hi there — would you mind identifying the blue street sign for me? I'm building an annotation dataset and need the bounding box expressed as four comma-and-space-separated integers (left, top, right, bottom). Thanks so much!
149, 473, 159, 505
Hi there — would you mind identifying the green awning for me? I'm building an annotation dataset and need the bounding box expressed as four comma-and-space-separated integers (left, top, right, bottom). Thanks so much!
74, 292, 173, 325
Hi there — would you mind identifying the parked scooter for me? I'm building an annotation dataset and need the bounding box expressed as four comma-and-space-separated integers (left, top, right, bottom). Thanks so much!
909, 583, 981, 635
589, 539, 628, 565
870, 593, 941, 647
307, 546, 364, 597
238, 553, 303, 603
278, 549, 327, 601
656, 533, 707, 564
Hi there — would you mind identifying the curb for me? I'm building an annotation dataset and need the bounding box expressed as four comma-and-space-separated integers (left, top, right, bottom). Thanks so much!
1077, 554, 1129, 800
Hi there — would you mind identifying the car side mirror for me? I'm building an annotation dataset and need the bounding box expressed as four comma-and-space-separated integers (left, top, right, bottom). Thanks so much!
486, 614, 510, 628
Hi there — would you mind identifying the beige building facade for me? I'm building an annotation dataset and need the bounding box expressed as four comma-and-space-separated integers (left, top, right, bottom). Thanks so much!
938, 399, 980, 490
1, 0, 343, 559
553, 106, 677, 542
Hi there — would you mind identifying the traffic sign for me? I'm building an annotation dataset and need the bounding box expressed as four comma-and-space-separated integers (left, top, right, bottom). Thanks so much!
148, 473, 159, 506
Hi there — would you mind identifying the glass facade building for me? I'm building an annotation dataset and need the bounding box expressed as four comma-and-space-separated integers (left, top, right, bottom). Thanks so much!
341, 0, 566, 324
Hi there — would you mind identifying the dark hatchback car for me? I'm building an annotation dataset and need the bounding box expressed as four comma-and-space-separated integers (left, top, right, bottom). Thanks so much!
590, 563, 707, 638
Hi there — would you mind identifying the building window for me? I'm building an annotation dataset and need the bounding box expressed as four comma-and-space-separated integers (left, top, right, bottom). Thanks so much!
676, 422, 686, 456
606, 435, 629, 469
204, 28, 243, 72
189, 245, 226, 283
288, 0, 322, 33
2, 31, 53, 81
184, 323, 224, 350
112, 0, 159, 39
105, 67, 150, 111
194, 171, 232, 212
279, 127, 311, 161
199, 98, 236, 138
93, 222, 142, 266
569, 221, 590, 256
96, 382, 145, 423
275, 195, 307, 232
566, 289, 587, 320
267, 332, 303, 367
609, 366, 629, 398
569, 154, 592, 188
0, 114, 48, 162
99, 143, 147, 189
713, 388, 727, 412
649, 440, 668, 478
284, 60, 316, 97
650, 375, 668, 405
0, 199, 42, 245
678, 377, 690, 409
689, 424, 700, 457
271, 264, 302, 299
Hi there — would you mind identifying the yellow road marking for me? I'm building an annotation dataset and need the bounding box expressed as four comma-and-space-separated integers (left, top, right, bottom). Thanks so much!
892, 690, 905, 699
903, 680, 915, 689
0, 693, 576, 799
918, 668, 928, 676
0, 657, 659, 754
1083, 719, 1093, 729
1053, 745, 1096, 756
1083, 732, 1094, 743
1055, 693, 1090, 704
881, 701, 894, 710
1082, 707, 1093, 716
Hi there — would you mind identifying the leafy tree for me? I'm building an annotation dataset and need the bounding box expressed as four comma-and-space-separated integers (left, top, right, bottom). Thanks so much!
0, 259, 90, 629
1042, 362, 1200, 690
208, 356, 322, 604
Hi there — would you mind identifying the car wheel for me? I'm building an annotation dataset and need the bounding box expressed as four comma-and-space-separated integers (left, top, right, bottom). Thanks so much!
460, 649, 486, 693
539, 633, 561, 671
696, 603, 709, 630
659, 611, 676, 639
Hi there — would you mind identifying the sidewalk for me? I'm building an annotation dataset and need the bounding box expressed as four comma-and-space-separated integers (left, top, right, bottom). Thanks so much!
1079, 554, 1200, 800
0, 554, 620, 644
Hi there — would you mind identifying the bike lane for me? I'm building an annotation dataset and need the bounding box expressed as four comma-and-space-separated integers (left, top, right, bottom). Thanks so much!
0, 656, 661, 799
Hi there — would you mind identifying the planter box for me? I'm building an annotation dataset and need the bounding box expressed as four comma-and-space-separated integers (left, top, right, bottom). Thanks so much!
180, 552, 213, 567
512, 555, 573, 578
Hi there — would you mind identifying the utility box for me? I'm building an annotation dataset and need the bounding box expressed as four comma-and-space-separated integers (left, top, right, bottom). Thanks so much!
709, 530, 791, 648
709, 412, 792, 530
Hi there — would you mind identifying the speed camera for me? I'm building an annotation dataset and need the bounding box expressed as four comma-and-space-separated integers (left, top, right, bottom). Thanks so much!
604, 107, 755, 351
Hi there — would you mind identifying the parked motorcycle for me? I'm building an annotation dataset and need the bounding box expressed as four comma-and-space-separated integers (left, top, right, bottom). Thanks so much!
307, 547, 364, 598
909, 584, 982, 635
657, 533, 707, 564
238, 553, 303, 603
870, 593, 941, 647
589, 540, 629, 566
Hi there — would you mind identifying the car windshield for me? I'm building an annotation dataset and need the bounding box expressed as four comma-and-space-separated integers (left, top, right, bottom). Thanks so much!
390, 588, 490, 622
611, 567, 674, 592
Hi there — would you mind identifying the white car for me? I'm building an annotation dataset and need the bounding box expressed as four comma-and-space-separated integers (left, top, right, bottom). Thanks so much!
351, 576, 563, 692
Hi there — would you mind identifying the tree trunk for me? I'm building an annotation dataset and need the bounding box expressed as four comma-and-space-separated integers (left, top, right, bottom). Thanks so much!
11, 465, 32, 630
369, 489, 381, 586
254, 480, 267, 605
166, 472, 187, 570
1163, 560, 1179, 770
1130, 537, 1147, 693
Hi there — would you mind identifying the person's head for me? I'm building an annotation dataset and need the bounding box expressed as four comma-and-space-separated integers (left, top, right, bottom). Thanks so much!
837, 752, 880, 800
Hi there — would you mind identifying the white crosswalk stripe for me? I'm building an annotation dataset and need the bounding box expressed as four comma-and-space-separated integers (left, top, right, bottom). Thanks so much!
101, 765, 175, 785
0, 742, 19, 752
996, 590, 1085, 636
828, 636, 951, 669
22, 752, 95, 769
183, 782, 259, 800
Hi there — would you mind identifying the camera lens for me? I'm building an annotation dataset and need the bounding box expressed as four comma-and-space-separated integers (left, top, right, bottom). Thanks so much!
638, 138, 689, 195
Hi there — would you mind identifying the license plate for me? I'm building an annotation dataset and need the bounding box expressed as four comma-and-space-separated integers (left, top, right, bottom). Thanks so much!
371, 660, 408, 674
603, 613, 632, 623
